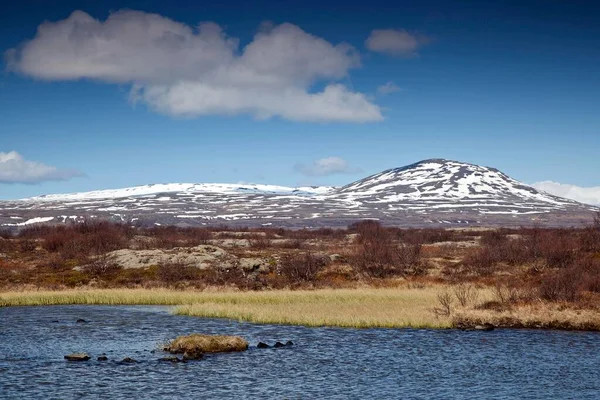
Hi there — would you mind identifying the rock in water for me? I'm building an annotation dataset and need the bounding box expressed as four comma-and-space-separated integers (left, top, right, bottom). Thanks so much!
285, 341, 294, 346
474, 323, 495, 331
120, 357, 137, 363
165, 334, 249, 355
97, 354, 108, 361
257, 342, 270, 349
159, 356, 185, 363
273, 342, 285, 348
64, 353, 90, 361
182, 350, 204, 361
75, 319, 87, 324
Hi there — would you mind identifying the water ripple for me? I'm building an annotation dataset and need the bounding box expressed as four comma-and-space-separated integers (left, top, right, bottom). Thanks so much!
1, 305, 599, 399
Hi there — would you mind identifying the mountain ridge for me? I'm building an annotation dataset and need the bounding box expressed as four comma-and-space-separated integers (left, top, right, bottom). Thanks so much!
1, 159, 597, 229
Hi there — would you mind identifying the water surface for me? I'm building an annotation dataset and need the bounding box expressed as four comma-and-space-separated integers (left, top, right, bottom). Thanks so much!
1, 305, 599, 399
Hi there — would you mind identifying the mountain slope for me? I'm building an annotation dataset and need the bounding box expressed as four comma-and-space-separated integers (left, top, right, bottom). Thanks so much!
333, 159, 580, 213
0, 159, 596, 228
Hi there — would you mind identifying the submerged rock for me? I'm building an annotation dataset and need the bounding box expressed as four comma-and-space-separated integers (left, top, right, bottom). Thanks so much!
97, 354, 108, 361
285, 341, 294, 346
182, 350, 204, 361
120, 357, 138, 363
75, 319, 87, 324
64, 353, 90, 361
159, 356, 186, 363
257, 342, 270, 349
474, 323, 495, 331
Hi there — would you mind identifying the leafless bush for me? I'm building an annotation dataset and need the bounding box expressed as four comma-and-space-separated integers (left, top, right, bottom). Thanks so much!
433, 291, 454, 317
157, 263, 202, 284
349, 220, 422, 278
148, 226, 212, 248
462, 248, 496, 276
492, 282, 525, 304
273, 239, 305, 249
83, 254, 122, 277
248, 237, 272, 250
453, 284, 479, 307
538, 270, 581, 302
278, 252, 329, 282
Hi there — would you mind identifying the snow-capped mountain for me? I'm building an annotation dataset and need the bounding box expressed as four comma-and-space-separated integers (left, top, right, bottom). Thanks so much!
334, 159, 581, 212
1, 159, 597, 228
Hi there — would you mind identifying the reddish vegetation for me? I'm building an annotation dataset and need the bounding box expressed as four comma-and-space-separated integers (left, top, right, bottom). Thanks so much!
0, 216, 599, 314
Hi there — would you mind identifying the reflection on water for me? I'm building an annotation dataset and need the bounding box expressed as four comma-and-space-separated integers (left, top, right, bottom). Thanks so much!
1, 305, 599, 399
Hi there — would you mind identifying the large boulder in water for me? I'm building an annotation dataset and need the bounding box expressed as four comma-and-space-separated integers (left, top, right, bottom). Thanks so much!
165, 334, 248, 357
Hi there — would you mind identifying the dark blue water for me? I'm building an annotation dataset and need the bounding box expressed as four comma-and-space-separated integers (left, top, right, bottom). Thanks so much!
1, 306, 599, 399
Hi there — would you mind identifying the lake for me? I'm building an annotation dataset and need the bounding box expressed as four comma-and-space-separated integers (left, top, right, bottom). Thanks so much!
1, 305, 599, 399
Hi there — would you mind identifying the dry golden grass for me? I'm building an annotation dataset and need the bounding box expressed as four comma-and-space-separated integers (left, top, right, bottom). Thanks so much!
0, 287, 456, 328
166, 334, 248, 354
2, 287, 599, 330
174, 287, 456, 328
0, 289, 207, 307
455, 303, 600, 330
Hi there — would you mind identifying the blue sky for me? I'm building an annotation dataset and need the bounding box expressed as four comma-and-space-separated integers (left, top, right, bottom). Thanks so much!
1, 0, 599, 201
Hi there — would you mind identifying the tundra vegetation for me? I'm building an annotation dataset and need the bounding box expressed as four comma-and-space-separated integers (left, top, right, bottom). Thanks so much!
1, 215, 599, 330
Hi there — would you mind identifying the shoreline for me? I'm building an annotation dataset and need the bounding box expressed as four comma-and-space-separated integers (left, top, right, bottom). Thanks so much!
2, 287, 599, 331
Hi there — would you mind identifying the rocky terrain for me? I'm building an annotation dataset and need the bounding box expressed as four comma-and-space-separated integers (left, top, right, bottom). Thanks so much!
1, 159, 597, 228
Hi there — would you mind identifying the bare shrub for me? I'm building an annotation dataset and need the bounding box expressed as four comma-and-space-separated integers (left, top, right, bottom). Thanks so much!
278, 252, 329, 282
39, 222, 128, 260
157, 263, 202, 284
349, 220, 422, 278
492, 282, 525, 304
149, 226, 212, 248
274, 239, 305, 250
248, 237, 272, 250
453, 284, 479, 307
462, 247, 496, 276
539, 271, 580, 302
19, 239, 37, 252
83, 255, 122, 277
433, 291, 454, 317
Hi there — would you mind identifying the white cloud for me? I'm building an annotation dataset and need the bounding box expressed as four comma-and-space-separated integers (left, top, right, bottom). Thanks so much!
7, 10, 383, 123
377, 81, 401, 95
0, 151, 82, 184
294, 157, 361, 177
532, 181, 600, 206
366, 29, 429, 56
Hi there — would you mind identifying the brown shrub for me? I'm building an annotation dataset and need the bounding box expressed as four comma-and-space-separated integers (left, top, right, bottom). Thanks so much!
83, 255, 123, 277
248, 237, 272, 250
453, 284, 479, 307
539, 270, 581, 302
157, 263, 202, 284
433, 291, 454, 317
397, 228, 454, 244
461, 247, 496, 276
273, 239, 306, 249
278, 252, 329, 282
349, 220, 422, 278
38, 222, 128, 260
148, 226, 212, 248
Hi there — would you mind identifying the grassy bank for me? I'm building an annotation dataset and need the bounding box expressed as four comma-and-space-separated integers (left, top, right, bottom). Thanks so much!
2, 287, 599, 330
0, 287, 457, 328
